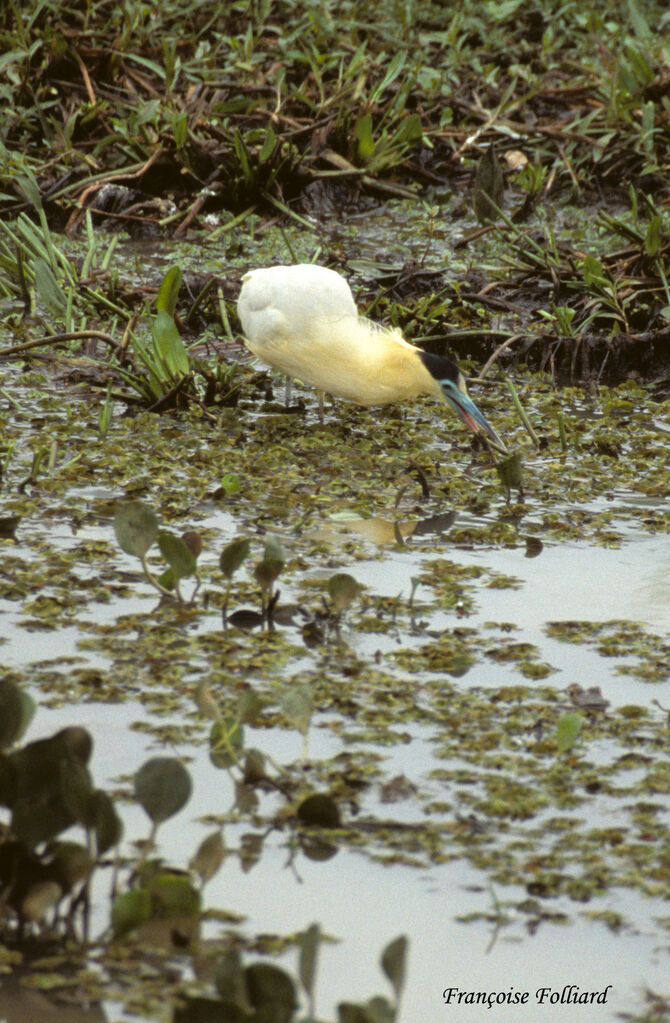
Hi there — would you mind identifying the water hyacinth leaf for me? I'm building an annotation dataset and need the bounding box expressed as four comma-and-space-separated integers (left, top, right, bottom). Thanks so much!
525, 536, 543, 558
236, 689, 262, 724
150, 872, 200, 918
209, 717, 244, 769
214, 948, 246, 1004
114, 501, 158, 558
556, 712, 582, 752
181, 531, 203, 558
496, 451, 524, 492
157, 566, 176, 591
87, 789, 123, 854
0, 754, 16, 807
152, 308, 190, 377
194, 681, 220, 721
243, 748, 266, 784
235, 779, 259, 817
111, 887, 152, 938
51, 841, 93, 892
59, 756, 94, 824
34, 256, 67, 314
281, 686, 313, 736
338, 1001, 394, 1023
226, 608, 264, 630
0, 514, 22, 539
158, 531, 197, 580
245, 963, 297, 1022
11, 794, 74, 848
381, 935, 408, 999
220, 472, 241, 495
327, 572, 362, 612
299, 923, 321, 1003
0, 678, 34, 749
338, 1005, 367, 1023
190, 829, 225, 885
174, 995, 247, 1023
155, 264, 182, 317
134, 757, 192, 824
297, 793, 341, 828
21, 881, 62, 923
254, 534, 285, 590
220, 536, 250, 579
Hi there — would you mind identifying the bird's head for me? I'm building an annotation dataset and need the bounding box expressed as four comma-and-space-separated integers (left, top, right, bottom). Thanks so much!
420, 351, 507, 453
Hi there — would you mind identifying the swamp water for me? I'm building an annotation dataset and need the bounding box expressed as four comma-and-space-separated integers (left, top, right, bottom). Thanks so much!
1, 213, 670, 1021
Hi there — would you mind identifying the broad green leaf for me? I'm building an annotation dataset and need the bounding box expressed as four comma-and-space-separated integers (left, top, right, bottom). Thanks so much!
381, 935, 408, 999
209, 717, 244, 769
114, 501, 158, 558
190, 830, 225, 885
327, 572, 362, 612
51, 841, 93, 892
59, 755, 94, 824
245, 963, 297, 1022
214, 949, 246, 1004
243, 748, 265, 783
0, 678, 33, 749
254, 534, 284, 590
338, 1002, 390, 1023
297, 793, 341, 828
111, 887, 152, 937
281, 686, 313, 736
157, 566, 177, 591
174, 995, 247, 1023
134, 757, 192, 824
87, 789, 123, 854
21, 881, 62, 923
220, 536, 250, 579
556, 712, 582, 753
220, 472, 241, 495
236, 689, 262, 724
299, 923, 321, 1002
158, 531, 196, 580
496, 451, 524, 491
150, 872, 200, 918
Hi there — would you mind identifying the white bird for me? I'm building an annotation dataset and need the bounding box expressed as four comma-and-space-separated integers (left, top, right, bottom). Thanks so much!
237, 263, 506, 451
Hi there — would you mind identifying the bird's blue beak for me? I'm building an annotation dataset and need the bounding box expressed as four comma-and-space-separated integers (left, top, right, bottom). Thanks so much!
442, 381, 508, 453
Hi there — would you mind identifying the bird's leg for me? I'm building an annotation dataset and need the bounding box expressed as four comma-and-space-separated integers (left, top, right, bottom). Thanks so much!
317, 389, 325, 423
284, 376, 292, 406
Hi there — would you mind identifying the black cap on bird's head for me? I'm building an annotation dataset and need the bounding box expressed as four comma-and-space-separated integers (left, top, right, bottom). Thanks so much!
420, 351, 507, 453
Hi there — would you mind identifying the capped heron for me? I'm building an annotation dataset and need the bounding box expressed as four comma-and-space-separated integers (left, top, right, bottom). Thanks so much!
237, 263, 506, 452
